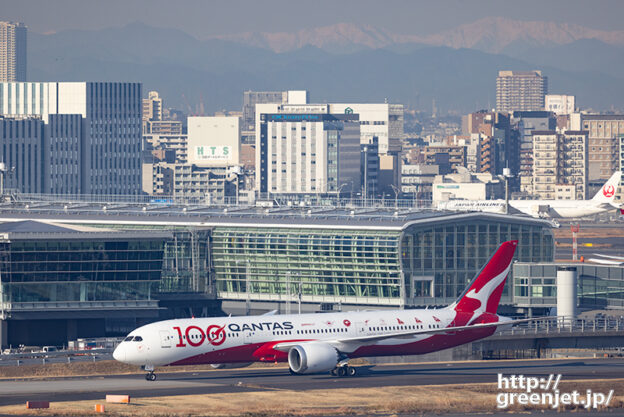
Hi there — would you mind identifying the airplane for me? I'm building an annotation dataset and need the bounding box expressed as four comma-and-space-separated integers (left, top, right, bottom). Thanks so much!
437, 171, 622, 219
114, 240, 533, 381
586, 254, 624, 266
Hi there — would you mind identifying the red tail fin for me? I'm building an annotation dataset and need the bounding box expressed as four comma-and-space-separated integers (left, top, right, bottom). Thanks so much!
453, 240, 517, 315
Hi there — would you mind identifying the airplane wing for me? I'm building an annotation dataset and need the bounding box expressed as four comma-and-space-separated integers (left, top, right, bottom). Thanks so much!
272, 317, 548, 352
261, 310, 279, 316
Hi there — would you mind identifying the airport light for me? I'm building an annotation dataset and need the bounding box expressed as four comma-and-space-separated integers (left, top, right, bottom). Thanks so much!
502, 167, 513, 215
390, 184, 400, 210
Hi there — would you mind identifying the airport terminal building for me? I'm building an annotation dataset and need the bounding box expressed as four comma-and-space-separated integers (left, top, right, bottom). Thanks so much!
0, 201, 556, 347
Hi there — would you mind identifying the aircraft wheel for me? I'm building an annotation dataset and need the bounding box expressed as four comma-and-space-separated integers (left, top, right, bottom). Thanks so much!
337, 366, 347, 377
330, 368, 338, 376
347, 366, 357, 377
146, 372, 156, 381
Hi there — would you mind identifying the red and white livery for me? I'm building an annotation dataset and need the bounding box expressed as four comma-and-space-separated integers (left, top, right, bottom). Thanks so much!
114, 241, 524, 380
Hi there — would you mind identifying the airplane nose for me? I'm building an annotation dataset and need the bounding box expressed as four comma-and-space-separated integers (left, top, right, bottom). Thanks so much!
113, 344, 126, 362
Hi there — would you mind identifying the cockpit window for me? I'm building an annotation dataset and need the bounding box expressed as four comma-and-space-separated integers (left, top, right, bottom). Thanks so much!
133, 336, 143, 342
123, 336, 134, 342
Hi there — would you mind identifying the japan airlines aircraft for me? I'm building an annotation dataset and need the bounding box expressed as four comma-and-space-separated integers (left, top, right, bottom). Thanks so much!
438, 171, 622, 219
114, 241, 527, 381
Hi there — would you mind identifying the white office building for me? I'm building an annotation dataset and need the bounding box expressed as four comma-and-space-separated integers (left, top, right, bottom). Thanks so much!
187, 116, 240, 167
545, 95, 576, 115
255, 104, 361, 195
0, 82, 142, 195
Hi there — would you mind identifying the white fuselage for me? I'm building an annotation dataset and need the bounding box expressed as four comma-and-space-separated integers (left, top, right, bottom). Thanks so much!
113, 307, 495, 368
438, 199, 611, 219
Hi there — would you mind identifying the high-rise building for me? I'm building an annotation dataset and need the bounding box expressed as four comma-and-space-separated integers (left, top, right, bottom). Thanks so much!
142, 91, 183, 135
496, 71, 547, 113
255, 101, 404, 197
0, 114, 83, 194
512, 111, 556, 194
580, 114, 624, 181
461, 111, 513, 176
0, 82, 142, 195
255, 105, 361, 195
143, 91, 163, 122
0, 116, 44, 193
242, 90, 308, 132
532, 130, 587, 200
0, 21, 27, 82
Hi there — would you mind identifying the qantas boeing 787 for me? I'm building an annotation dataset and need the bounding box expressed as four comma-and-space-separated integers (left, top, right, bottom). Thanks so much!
114, 240, 528, 380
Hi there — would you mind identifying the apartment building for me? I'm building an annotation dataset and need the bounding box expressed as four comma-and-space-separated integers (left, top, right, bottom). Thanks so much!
0, 22, 26, 82
496, 71, 547, 113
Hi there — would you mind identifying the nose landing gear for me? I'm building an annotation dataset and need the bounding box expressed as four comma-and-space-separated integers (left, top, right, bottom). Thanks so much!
142, 364, 156, 381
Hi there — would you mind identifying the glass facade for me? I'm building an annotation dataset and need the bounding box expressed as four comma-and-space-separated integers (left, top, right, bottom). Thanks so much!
159, 229, 211, 294
212, 227, 402, 305
210, 216, 554, 307
0, 238, 165, 304
513, 263, 624, 309
1, 213, 554, 310
82, 224, 213, 296
403, 219, 554, 306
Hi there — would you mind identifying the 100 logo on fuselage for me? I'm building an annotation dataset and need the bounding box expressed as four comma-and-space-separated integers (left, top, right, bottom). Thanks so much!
173, 321, 294, 347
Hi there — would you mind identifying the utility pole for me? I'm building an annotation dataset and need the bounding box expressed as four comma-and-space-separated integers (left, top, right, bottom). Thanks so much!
363, 146, 368, 205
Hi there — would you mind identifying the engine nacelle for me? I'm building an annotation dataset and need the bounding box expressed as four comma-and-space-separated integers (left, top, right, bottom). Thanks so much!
288, 343, 339, 374
210, 362, 253, 369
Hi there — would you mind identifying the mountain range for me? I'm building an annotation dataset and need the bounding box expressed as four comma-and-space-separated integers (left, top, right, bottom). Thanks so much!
27, 18, 624, 114
213, 17, 624, 54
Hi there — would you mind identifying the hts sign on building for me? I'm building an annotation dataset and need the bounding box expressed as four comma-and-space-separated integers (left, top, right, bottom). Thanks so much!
188, 116, 240, 167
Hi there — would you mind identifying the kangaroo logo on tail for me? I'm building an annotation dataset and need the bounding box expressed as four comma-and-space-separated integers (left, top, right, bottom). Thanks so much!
452, 241, 517, 323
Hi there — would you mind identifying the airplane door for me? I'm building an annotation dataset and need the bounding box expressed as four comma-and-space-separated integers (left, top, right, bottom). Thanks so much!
159, 330, 172, 348
351, 322, 366, 337
243, 331, 254, 344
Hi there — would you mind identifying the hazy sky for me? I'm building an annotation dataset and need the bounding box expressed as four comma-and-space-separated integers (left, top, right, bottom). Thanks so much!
2, 0, 624, 38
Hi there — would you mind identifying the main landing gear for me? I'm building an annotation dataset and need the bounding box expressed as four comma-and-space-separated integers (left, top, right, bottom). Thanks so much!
331, 364, 357, 377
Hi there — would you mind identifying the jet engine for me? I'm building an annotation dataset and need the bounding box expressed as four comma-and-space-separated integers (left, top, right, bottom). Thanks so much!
210, 362, 253, 369
288, 343, 339, 374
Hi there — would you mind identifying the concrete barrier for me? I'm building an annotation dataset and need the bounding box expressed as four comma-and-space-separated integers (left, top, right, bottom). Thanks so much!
106, 395, 130, 404
26, 401, 50, 409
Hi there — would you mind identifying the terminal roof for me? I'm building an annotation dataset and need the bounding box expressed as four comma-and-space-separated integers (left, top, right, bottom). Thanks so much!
0, 199, 554, 231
